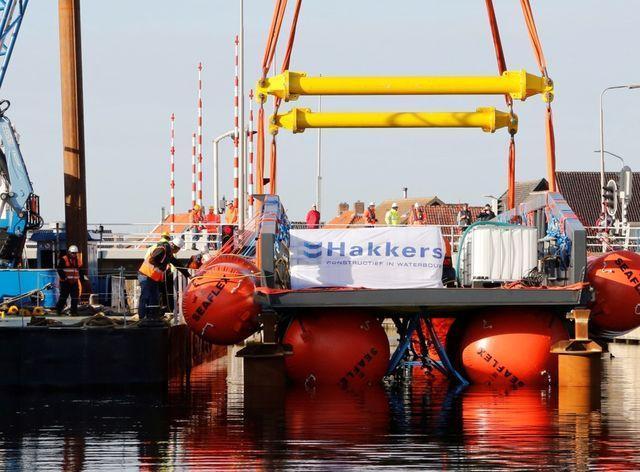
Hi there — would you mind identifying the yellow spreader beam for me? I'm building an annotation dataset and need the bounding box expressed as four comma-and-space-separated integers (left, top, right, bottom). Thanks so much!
257, 70, 553, 102
270, 107, 518, 134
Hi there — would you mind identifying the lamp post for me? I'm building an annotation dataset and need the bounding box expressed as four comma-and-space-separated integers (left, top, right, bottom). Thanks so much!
316, 90, 322, 213
599, 85, 640, 217
593, 149, 625, 167
212, 130, 235, 214
238, 0, 245, 229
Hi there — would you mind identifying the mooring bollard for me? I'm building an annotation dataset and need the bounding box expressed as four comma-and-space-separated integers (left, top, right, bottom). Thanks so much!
551, 308, 602, 388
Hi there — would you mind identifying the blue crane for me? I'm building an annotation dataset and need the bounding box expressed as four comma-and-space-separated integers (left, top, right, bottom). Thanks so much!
0, 0, 29, 90
0, 0, 42, 268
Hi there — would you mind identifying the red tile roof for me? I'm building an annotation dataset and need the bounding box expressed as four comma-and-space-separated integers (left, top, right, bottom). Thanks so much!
326, 210, 358, 228
422, 204, 484, 226
326, 204, 483, 227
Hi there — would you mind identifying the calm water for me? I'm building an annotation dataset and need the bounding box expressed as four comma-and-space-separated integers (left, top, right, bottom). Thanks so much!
1, 344, 640, 471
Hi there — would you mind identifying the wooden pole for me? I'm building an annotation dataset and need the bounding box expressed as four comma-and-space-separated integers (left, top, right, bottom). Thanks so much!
58, 0, 88, 258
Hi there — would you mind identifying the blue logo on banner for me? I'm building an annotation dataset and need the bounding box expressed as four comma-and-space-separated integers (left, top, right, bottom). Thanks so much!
303, 241, 322, 258
299, 240, 443, 260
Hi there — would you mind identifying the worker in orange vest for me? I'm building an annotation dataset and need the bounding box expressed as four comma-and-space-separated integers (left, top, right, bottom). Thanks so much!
204, 206, 221, 250
364, 202, 378, 226
225, 201, 238, 224
55, 244, 82, 315
409, 202, 426, 225
204, 206, 220, 227
138, 237, 189, 319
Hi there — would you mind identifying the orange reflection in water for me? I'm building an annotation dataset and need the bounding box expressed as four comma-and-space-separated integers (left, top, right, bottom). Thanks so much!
285, 385, 390, 443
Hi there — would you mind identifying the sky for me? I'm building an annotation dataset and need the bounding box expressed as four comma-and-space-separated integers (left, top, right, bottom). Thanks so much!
3, 0, 640, 224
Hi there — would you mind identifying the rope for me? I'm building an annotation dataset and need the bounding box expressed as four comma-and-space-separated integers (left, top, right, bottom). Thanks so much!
508, 136, 516, 210
269, 0, 303, 194
257, 0, 289, 195
519, 0, 557, 191
485, 0, 517, 210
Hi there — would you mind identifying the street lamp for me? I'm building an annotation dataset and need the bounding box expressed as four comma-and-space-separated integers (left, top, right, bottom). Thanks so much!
599, 84, 640, 214
212, 130, 235, 214
593, 149, 625, 166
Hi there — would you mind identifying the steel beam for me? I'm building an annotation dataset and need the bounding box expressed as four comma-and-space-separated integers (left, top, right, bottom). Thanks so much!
256, 287, 583, 311
58, 0, 88, 258
257, 70, 553, 102
271, 107, 517, 134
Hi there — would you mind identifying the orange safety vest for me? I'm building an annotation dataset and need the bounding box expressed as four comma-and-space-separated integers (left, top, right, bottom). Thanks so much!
60, 255, 80, 281
139, 243, 170, 282
364, 209, 377, 224
225, 207, 238, 224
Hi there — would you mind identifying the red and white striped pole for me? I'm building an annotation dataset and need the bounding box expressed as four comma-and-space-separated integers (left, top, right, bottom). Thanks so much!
233, 35, 240, 208
191, 132, 196, 209
169, 113, 175, 232
248, 89, 254, 218
197, 62, 203, 207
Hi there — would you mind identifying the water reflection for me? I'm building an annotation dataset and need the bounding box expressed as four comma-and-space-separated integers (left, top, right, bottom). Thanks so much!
0, 347, 640, 470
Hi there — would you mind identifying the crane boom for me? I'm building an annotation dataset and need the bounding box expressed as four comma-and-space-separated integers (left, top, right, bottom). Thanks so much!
0, 0, 29, 91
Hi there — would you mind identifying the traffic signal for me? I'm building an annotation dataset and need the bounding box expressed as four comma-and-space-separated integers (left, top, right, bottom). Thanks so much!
603, 179, 618, 217
220, 224, 235, 247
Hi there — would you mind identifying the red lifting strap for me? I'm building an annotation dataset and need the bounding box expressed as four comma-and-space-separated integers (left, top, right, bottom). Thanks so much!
257, 0, 289, 195
257, 0, 303, 196
269, 0, 302, 194
485, 0, 516, 210
520, 0, 557, 192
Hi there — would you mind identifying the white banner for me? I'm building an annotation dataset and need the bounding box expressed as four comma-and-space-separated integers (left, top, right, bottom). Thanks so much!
290, 226, 445, 289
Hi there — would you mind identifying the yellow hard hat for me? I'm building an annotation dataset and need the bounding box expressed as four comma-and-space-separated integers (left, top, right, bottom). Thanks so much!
161, 231, 170, 239
194, 204, 201, 211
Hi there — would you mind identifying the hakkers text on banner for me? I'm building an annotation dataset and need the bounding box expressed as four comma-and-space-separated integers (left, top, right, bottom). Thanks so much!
290, 227, 445, 289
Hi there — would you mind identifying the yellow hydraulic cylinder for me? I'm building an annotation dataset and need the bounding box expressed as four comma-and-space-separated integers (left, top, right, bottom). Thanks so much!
257, 70, 553, 102
270, 107, 518, 134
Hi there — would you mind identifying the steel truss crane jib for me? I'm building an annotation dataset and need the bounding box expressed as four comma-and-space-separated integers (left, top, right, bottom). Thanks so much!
0, 0, 29, 91
270, 107, 518, 135
256, 70, 553, 103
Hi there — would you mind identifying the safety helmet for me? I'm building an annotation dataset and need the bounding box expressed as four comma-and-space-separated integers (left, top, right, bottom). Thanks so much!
170, 237, 185, 250
368, 202, 375, 207
161, 231, 170, 240
414, 202, 420, 209
193, 204, 201, 211
68, 245, 79, 253
392, 203, 399, 209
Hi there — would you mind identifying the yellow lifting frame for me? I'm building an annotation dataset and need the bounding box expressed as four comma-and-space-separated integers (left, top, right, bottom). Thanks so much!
270, 107, 518, 134
257, 70, 553, 103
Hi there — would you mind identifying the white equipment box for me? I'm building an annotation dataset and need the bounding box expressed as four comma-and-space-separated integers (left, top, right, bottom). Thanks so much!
460, 225, 537, 286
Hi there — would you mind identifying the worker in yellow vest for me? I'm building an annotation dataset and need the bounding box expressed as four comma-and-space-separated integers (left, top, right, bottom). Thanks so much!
55, 244, 82, 315
385, 203, 401, 226
138, 237, 189, 319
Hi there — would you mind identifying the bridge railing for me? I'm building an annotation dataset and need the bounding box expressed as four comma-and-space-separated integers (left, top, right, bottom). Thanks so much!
26, 222, 236, 252
584, 226, 640, 253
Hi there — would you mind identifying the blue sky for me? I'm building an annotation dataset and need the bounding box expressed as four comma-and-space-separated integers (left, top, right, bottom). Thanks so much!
4, 0, 640, 223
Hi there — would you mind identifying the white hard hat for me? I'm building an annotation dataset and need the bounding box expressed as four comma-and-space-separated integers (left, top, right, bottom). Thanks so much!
392, 202, 399, 208
414, 202, 420, 209
68, 245, 79, 253
170, 237, 185, 250
368, 201, 375, 207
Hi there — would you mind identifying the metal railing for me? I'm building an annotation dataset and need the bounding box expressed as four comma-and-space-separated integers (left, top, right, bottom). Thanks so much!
584, 225, 640, 253
26, 222, 235, 252
29, 219, 630, 258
